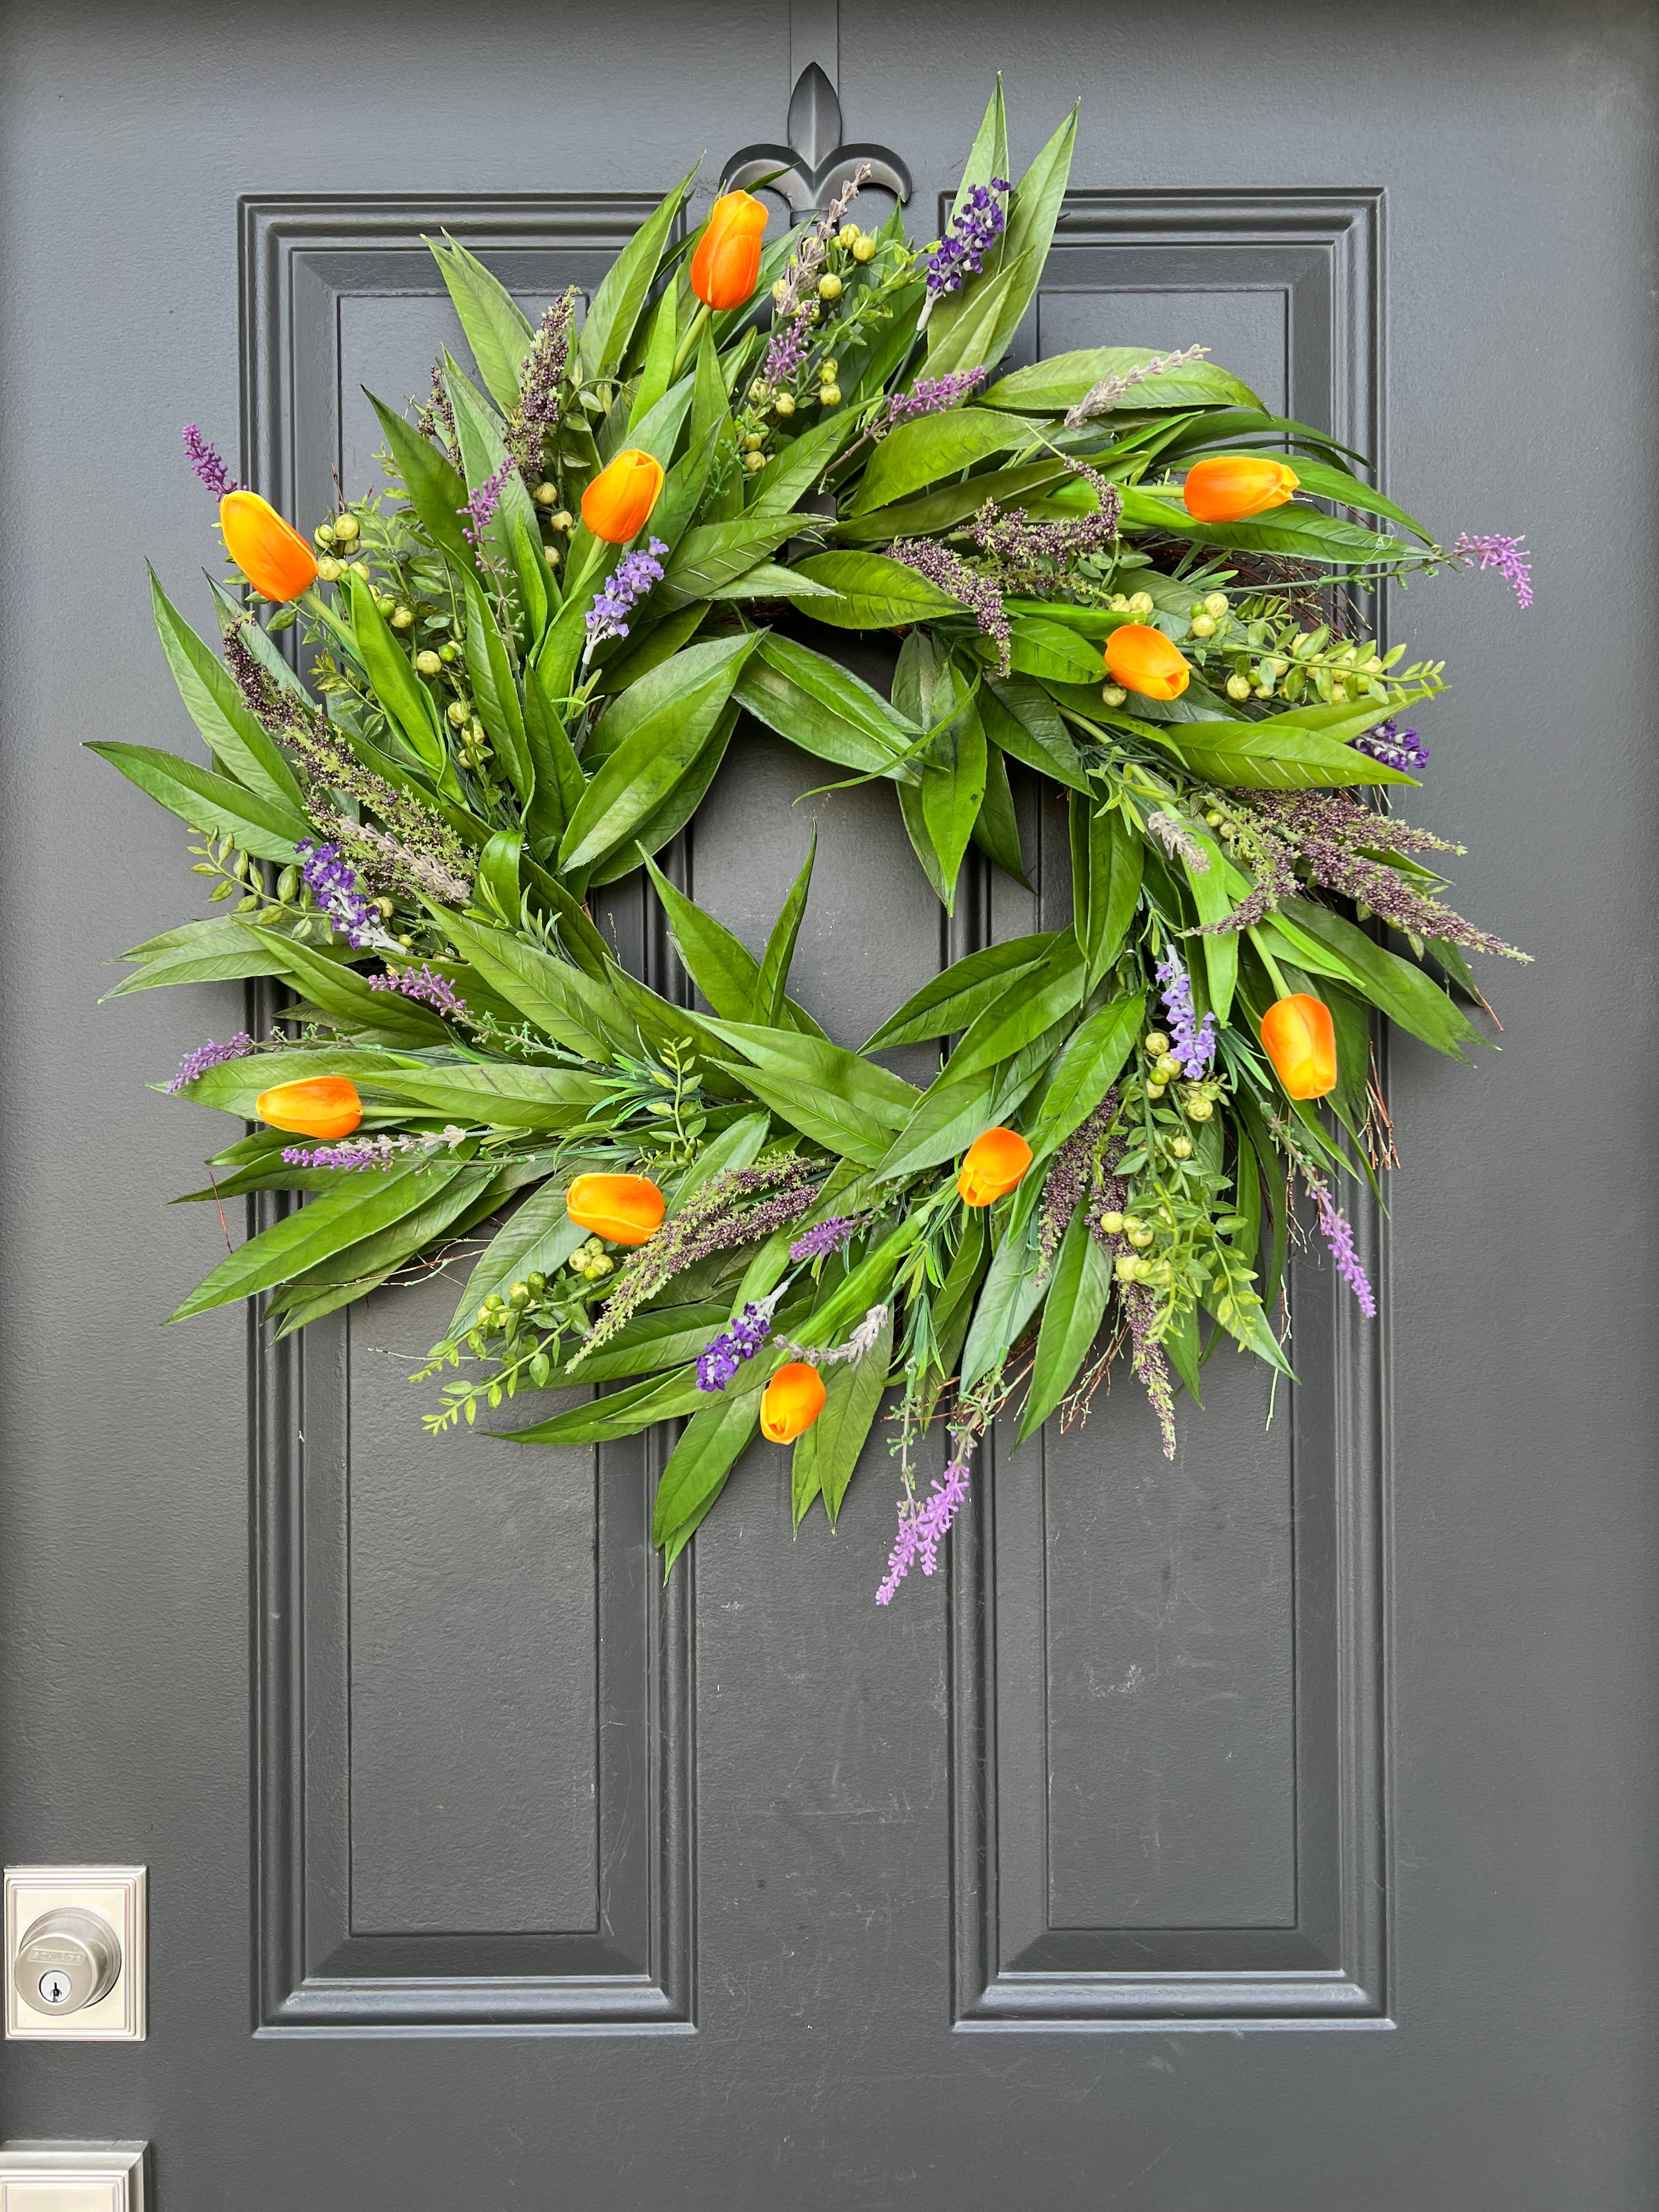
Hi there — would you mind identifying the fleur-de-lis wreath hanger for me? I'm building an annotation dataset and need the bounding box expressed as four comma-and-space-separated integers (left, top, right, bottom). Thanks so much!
720, 62, 911, 213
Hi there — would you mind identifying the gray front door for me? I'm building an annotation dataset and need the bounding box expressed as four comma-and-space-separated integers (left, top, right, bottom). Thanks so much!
2, 4, 1653, 2204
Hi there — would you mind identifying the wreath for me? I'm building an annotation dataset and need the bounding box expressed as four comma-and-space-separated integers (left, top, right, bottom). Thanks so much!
106, 88, 1530, 1601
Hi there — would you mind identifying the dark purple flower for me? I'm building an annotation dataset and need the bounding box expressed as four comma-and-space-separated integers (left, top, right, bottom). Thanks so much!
368, 963, 470, 1020
789, 1215, 859, 1263
165, 1032, 254, 1093
1310, 1176, 1376, 1318
460, 456, 515, 545
506, 291, 574, 481
1452, 532, 1532, 609
889, 538, 1010, 672
584, 537, 668, 657
924, 178, 1011, 301
183, 424, 236, 499
695, 1299, 777, 1393
297, 838, 385, 949
1353, 718, 1429, 774
1155, 956, 1217, 1077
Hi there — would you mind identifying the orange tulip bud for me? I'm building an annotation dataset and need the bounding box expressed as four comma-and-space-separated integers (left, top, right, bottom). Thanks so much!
219, 489, 319, 603
1259, 994, 1339, 1101
760, 1359, 827, 1444
690, 190, 769, 311
1181, 455, 1300, 524
256, 1076, 362, 1140
958, 1125, 1034, 1209
1102, 622, 1190, 702
579, 449, 665, 544
566, 1171, 666, 1246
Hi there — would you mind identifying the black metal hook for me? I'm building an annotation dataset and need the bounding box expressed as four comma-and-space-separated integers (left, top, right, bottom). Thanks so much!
720, 63, 911, 215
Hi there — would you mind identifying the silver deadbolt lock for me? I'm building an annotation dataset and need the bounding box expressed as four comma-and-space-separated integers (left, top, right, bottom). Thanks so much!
4, 1868, 145, 2039
13, 1908, 122, 2017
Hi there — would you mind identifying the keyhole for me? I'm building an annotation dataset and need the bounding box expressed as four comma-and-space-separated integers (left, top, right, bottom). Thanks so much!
37, 1971, 71, 2006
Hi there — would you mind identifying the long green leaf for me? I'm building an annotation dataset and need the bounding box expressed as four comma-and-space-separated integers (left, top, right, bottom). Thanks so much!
735, 633, 920, 778
448, 1176, 584, 1333
651, 1377, 763, 1549
985, 346, 1264, 416
87, 742, 307, 862
1025, 991, 1144, 1163
1017, 1209, 1113, 1442
862, 933, 1053, 1049
441, 911, 631, 1058
979, 673, 1090, 793
149, 573, 304, 810
560, 634, 755, 871
273, 935, 450, 1042
792, 551, 967, 629
576, 164, 697, 385
369, 393, 478, 572
348, 571, 447, 775
428, 234, 535, 409
1268, 900, 1484, 1062
848, 408, 1035, 515
754, 826, 815, 1024
943, 932, 1086, 1082
504, 1366, 706, 1446
461, 575, 532, 799
792, 1309, 892, 1530
167, 1162, 445, 1320
1123, 702, 1420, 791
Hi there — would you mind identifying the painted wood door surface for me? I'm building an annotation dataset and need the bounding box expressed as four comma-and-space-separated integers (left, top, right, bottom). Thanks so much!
1, 3, 1653, 2205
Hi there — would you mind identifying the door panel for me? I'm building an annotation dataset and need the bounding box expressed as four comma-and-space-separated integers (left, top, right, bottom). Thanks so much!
2, 3, 1654, 2206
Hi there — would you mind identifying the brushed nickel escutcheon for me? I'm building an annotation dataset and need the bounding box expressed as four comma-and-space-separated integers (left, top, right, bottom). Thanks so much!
0, 2141, 148, 2211
3, 1870, 145, 2042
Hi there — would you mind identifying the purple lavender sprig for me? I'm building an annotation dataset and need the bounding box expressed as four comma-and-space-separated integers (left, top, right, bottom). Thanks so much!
297, 839, 392, 950
1309, 1176, 1377, 1318
165, 1032, 254, 1094
368, 964, 471, 1021
923, 178, 1011, 303
761, 305, 812, 391
1452, 532, 1532, 609
789, 1216, 860, 1263
460, 457, 515, 545
695, 1298, 778, 1393
1155, 956, 1217, 1077
876, 1430, 975, 1605
868, 370, 986, 439
1352, 718, 1430, 774
183, 425, 237, 500
280, 1141, 392, 1172
584, 537, 668, 659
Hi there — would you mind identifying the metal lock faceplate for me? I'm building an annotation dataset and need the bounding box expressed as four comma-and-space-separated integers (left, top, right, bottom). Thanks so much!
0, 2142, 147, 2212
3, 1871, 145, 2042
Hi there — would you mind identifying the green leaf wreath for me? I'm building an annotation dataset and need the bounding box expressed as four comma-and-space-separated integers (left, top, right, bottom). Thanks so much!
109, 86, 1531, 1600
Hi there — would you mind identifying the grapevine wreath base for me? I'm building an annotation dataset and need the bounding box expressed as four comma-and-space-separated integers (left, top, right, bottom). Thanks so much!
106, 87, 1530, 1600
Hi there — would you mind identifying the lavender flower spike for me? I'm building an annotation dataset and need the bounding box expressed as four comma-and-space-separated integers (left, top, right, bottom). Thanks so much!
789, 1215, 860, 1263
460, 456, 515, 545
1155, 955, 1217, 1077
1353, 718, 1430, 775
1452, 532, 1532, 609
889, 539, 1010, 673
584, 538, 668, 661
868, 370, 986, 440
696, 1291, 783, 1393
165, 1032, 253, 1093
369, 964, 471, 1021
183, 425, 237, 499
1310, 1176, 1377, 1318
919, 178, 1011, 320
876, 1428, 975, 1605
297, 839, 399, 952
281, 1140, 392, 1172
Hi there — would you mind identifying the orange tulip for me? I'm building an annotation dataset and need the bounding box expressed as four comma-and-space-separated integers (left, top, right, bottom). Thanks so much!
566, 1171, 666, 1246
690, 190, 769, 311
958, 1126, 1034, 1209
579, 449, 665, 544
1259, 994, 1339, 1101
1103, 622, 1190, 702
219, 489, 318, 603
760, 1360, 827, 1443
1182, 455, 1300, 524
256, 1076, 362, 1140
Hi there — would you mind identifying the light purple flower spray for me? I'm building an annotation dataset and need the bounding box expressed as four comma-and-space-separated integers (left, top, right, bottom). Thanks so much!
183, 425, 236, 499
1155, 956, 1217, 1077
583, 537, 668, 661
1452, 532, 1532, 609
165, 1033, 253, 1093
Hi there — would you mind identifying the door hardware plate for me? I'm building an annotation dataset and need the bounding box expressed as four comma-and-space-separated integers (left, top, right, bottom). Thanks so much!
0, 2143, 146, 2212
3, 1871, 145, 2042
